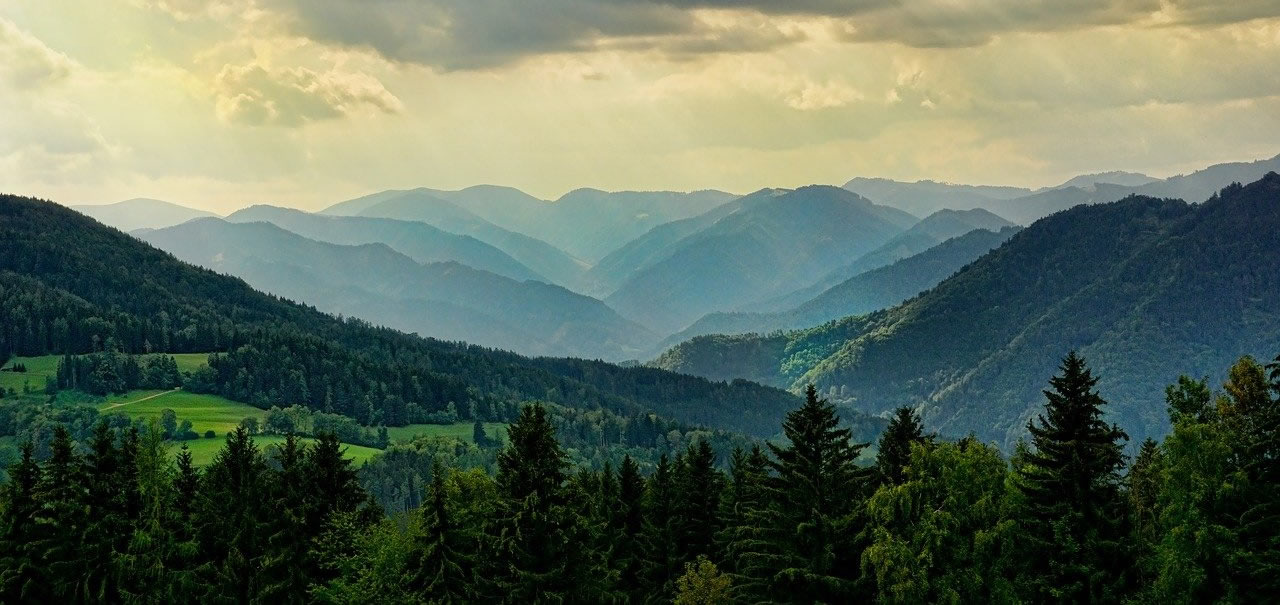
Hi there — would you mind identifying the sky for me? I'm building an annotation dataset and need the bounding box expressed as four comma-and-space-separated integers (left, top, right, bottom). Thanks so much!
2, 0, 1279, 213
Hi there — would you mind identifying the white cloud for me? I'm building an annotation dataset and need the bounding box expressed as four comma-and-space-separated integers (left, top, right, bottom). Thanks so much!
0, 18, 74, 89
213, 62, 403, 126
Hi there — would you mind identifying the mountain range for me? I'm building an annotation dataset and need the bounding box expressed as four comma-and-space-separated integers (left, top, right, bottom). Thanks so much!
604, 186, 918, 334
321, 188, 589, 289
225, 205, 544, 283
845, 153, 1280, 225
1, 193, 801, 437
138, 218, 658, 361
657, 226, 1021, 352
654, 173, 1280, 448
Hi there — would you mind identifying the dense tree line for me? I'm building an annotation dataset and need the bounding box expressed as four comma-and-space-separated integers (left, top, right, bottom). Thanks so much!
4, 350, 1273, 602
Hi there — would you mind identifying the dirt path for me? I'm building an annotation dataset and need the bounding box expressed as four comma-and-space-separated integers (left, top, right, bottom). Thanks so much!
102, 388, 180, 410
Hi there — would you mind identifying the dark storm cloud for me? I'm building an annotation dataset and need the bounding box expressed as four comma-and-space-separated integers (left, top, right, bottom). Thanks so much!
263, 0, 1280, 69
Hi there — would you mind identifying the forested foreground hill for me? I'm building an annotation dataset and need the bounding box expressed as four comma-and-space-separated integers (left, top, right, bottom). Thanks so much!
657, 174, 1280, 447
0, 194, 801, 438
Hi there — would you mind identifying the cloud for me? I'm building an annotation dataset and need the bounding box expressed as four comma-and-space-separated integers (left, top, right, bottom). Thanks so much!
213, 62, 403, 126
0, 18, 74, 89
785, 80, 864, 110
258, 0, 1280, 70
834, 0, 1163, 47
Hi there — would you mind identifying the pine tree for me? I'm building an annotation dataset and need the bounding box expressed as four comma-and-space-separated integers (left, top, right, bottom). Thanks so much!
640, 454, 681, 603
1127, 438, 1164, 589
763, 384, 872, 602
259, 435, 310, 604
716, 445, 772, 602
613, 454, 647, 601
0, 440, 43, 601
876, 406, 928, 486
407, 464, 475, 603
31, 425, 86, 602
672, 440, 723, 566
491, 403, 596, 602
1015, 352, 1129, 602
195, 427, 270, 602
79, 422, 125, 602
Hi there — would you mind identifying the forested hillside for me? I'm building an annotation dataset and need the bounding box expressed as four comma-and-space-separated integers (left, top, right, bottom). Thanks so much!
138, 218, 657, 360
657, 174, 1280, 447
0, 194, 802, 438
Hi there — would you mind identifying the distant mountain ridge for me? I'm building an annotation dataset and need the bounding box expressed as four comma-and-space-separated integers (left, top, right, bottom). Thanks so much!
745, 208, 1014, 313
654, 174, 1280, 448
604, 186, 917, 334
327, 189, 589, 289
657, 226, 1021, 352
71, 198, 217, 231
226, 205, 544, 283
845, 153, 1280, 224
138, 218, 659, 361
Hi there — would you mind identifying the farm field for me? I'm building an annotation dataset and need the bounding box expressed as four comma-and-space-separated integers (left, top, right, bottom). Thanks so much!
177, 434, 382, 466
1, 353, 213, 393
0, 355, 60, 392
385, 422, 507, 444
95, 388, 265, 436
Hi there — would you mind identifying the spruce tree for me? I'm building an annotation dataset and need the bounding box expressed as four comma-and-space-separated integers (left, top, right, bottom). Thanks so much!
79, 421, 124, 603
491, 403, 595, 602
716, 445, 772, 603
0, 440, 43, 601
613, 454, 647, 601
1127, 438, 1164, 589
1015, 351, 1129, 603
195, 427, 270, 602
875, 406, 928, 486
259, 435, 310, 604
672, 440, 723, 566
640, 454, 681, 603
407, 464, 475, 603
31, 425, 85, 602
764, 384, 872, 602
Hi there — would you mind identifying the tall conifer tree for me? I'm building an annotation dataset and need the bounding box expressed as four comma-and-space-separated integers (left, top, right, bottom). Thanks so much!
1015, 352, 1129, 602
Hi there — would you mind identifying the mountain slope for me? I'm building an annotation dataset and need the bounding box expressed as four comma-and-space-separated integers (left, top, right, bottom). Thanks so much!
348, 189, 588, 289
71, 198, 216, 231
660, 226, 1021, 350
138, 218, 658, 361
0, 193, 802, 437
748, 208, 1014, 312
605, 186, 917, 334
655, 174, 1280, 447
225, 205, 543, 283
581, 192, 761, 297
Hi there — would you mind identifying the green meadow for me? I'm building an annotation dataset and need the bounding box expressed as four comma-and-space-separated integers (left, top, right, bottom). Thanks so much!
176, 434, 382, 467
95, 389, 266, 436
385, 422, 507, 444
1, 353, 212, 393
0, 355, 60, 393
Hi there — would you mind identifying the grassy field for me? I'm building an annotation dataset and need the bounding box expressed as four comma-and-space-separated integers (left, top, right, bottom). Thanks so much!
1, 353, 212, 393
96, 389, 266, 437
176, 434, 383, 466
386, 422, 507, 444
0, 355, 60, 393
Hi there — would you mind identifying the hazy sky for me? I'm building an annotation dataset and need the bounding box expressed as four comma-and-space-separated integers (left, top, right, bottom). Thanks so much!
3, 1, 1279, 212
